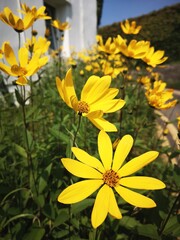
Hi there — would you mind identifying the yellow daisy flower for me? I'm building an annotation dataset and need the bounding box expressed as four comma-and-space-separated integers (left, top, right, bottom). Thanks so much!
56, 69, 125, 132
145, 80, 178, 109
20, 3, 51, 21
142, 47, 168, 67
25, 36, 50, 54
119, 39, 150, 59
58, 131, 166, 228
0, 7, 34, 32
0, 43, 48, 85
51, 19, 70, 31
120, 19, 142, 34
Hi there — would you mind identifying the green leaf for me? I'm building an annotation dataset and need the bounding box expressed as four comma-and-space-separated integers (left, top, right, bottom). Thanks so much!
53, 209, 69, 227
13, 143, 27, 159
71, 198, 94, 214
38, 163, 52, 194
136, 224, 160, 239
34, 194, 45, 208
22, 227, 45, 240
2, 213, 36, 228
15, 89, 24, 106
163, 215, 180, 237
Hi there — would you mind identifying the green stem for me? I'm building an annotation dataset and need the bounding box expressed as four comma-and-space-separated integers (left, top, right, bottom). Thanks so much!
72, 114, 82, 148
21, 86, 38, 195
158, 192, 180, 236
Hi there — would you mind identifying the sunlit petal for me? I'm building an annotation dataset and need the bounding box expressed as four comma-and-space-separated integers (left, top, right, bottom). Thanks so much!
115, 185, 156, 208
120, 176, 166, 190
98, 131, 112, 170
61, 158, 103, 179
112, 135, 133, 172
58, 180, 103, 204
89, 117, 117, 132
118, 151, 159, 177
91, 184, 109, 228
72, 147, 105, 173
108, 187, 122, 219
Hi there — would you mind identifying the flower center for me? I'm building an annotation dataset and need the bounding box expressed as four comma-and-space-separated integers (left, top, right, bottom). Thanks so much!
103, 169, 120, 187
11, 65, 27, 76
77, 101, 90, 114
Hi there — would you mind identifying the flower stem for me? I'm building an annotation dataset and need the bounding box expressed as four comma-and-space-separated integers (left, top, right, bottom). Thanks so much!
21, 86, 38, 196
158, 192, 180, 236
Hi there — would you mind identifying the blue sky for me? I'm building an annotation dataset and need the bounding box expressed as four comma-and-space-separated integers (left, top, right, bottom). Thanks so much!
100, 0, 180, 26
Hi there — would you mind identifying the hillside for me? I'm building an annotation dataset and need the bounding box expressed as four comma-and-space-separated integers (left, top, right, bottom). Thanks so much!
98, 3, 180, 63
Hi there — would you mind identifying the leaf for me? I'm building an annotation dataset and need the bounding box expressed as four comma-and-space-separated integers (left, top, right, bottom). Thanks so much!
22, 227, 45, 240
1, 187, 29, 206
13, 143, 27, 159
38, 163, 52, 194
53, 209, 69, 227
71, 198, 94, 214
15, 89, 24, 106
163, 215, 180, 237
2, 213, 36, 228
136, 224, 160, 239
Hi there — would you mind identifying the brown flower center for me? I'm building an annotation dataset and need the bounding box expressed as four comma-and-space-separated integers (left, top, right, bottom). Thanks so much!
103, 169, 120, 187
77, 101, 90, 114
11, 65, 27, 76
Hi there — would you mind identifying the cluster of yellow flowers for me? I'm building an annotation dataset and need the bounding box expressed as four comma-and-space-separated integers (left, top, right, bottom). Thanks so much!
0, 5, 178, 229
0, 4, 69, 85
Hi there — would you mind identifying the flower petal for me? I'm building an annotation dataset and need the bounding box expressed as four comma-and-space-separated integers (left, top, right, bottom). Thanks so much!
98, 131, 113, 170
118, 151, 159, 177
115, 185, 156, 208
61, 158, 103, 179
120, 176, 166, 190
58, 180, 103, 204
112, 135, 133, 172
91, 184, 109, 228
88, 117, 117, 132
19, 47, 28, 67
81, 75, 111, 104
4, 43, 17, 66
72, 147, 105, 173
108, 187, 122, 219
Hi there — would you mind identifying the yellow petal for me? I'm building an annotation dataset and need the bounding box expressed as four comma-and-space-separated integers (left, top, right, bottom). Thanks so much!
89, 117, 117, 132
120, 176, 166, 190
61, 158, 103, 179
108, 187, 122, 219
56, 77, 65, 102
98, 131, 112, 170
112, 135, 133, 172
118, 151, 159, 177
81, 75, 111, 104
18, 47, 28, 67
91, 184, 109, 228
16, 76, 28, 85
4, 43, 17, 66
115, 185, 156, 208
0, 62, 15, 76
58, 180, 103, 204
72, 147, 105, 173
64, 68, 77, 108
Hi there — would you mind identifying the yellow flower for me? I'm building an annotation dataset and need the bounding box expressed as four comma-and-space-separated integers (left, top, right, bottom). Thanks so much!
58, 131, 165, 228
0, 43, 48, 85
142, 47, 168, 67
97, 37, 119, 55
0, 7, 34, 32
25, 36, 50, 54
145, 80, 178, 109
121, 20, 142, 34
20, 3, 51, 21
56, 69, 125, 131
119, 40, 150, 59
52, 19, 70, 31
